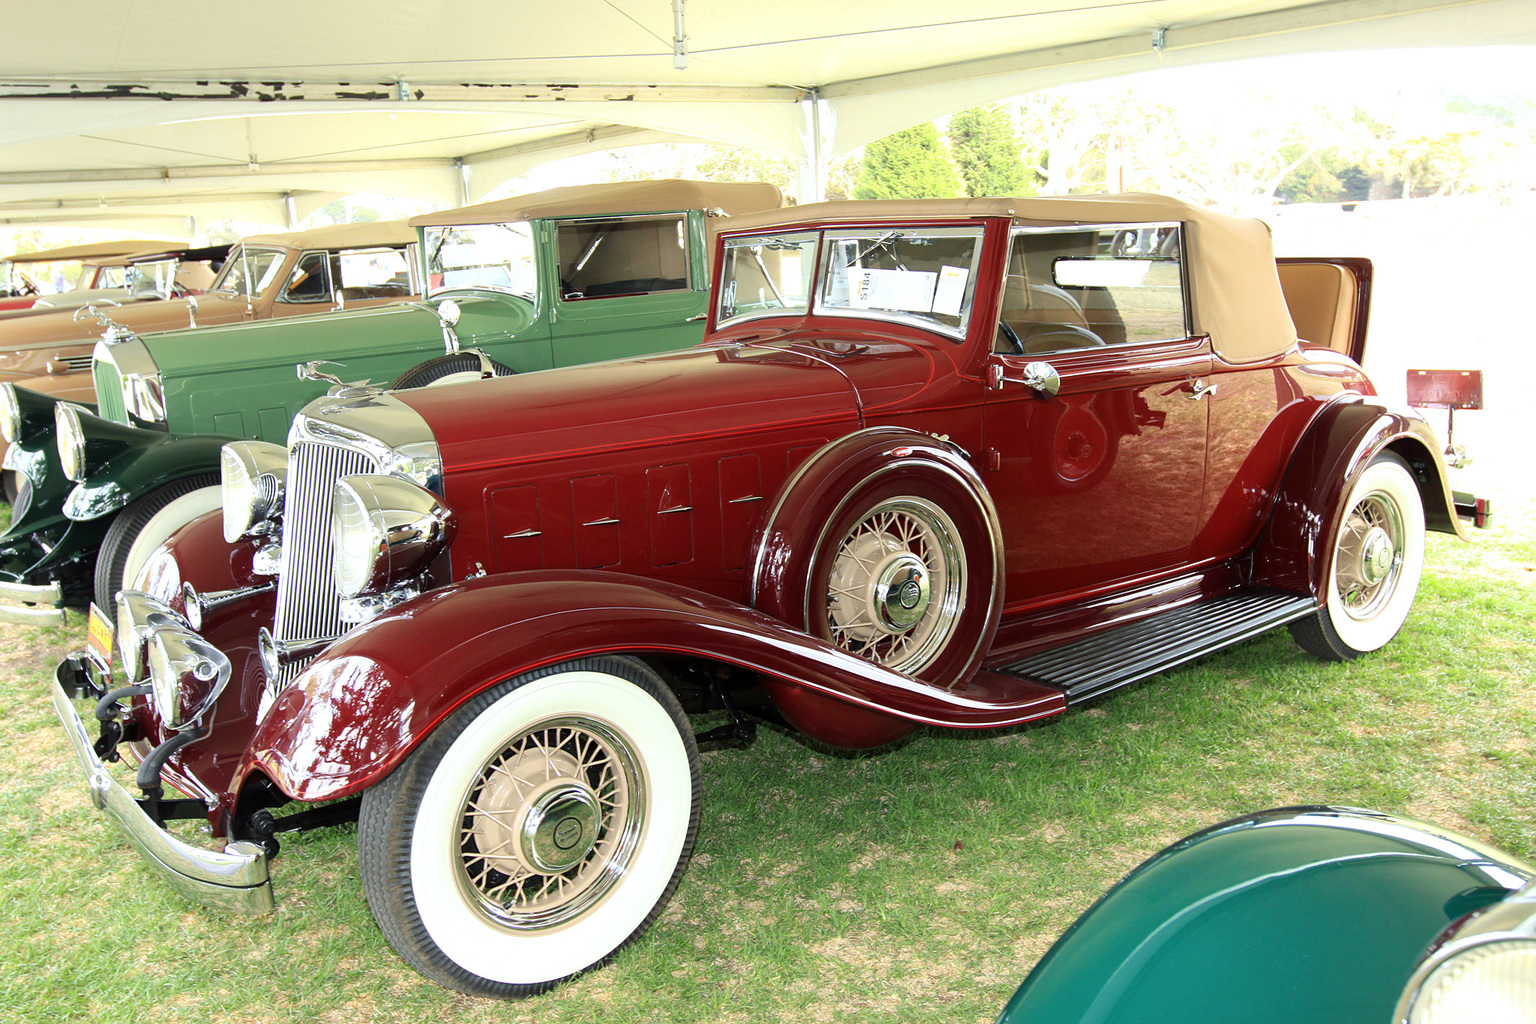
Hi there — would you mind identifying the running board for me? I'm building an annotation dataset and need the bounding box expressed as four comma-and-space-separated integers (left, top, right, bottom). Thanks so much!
995, 588, 1316, 703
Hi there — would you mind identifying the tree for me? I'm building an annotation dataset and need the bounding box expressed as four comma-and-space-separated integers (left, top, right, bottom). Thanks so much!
948, 105, 1033, 197
853, 123, 962, 200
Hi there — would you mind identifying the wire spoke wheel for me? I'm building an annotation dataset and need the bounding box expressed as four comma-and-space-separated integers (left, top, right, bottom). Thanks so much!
824, 497, 965, 675
456, 717, 643, 931
1333, 490, 1407, 622
1289, 453, 1425, 661
358, 658, 699, 997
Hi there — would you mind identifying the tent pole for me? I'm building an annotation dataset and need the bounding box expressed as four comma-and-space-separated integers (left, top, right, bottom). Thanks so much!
797, 89, 828, 203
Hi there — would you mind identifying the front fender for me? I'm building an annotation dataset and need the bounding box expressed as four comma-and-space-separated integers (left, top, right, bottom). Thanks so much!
999, 806, 1533, 1024
241, 572, 1065, 803
65, 432, 234, 522
1252, 397, 1462, 597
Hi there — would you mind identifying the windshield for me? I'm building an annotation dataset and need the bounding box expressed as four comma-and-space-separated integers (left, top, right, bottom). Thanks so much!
209, 246, 286, 299
716, 232, 819, 326
818, 226, 984, 339
423, 222, 536, 298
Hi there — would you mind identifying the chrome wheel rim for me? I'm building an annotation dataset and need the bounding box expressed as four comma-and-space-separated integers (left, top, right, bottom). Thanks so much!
825, 497, 965, 674
1335, 491, 1406, 622
455, 717, 643, 932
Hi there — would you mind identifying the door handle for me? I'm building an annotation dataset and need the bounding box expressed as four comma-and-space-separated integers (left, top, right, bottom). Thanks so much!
1186, 379, 1217, 401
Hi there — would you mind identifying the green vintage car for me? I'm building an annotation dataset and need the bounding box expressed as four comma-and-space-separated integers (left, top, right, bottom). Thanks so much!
0, 179, 781, 622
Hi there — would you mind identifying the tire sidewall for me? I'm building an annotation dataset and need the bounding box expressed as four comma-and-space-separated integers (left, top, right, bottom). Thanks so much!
404, 666, 696, 987
120, 485, 222, 592
1323, 455, 1425, 654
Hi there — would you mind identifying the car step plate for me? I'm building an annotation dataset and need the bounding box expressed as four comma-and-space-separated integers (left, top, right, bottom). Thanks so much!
996, 588, 1316, 703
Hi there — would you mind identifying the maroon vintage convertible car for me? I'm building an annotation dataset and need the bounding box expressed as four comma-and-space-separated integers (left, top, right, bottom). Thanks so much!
53, 193, 1475, 996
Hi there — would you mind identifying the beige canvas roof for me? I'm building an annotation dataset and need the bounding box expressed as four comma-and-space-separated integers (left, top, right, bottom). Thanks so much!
410, 179, 783, 228
8, 239, 179, 262
241, 219, 417, 251
723, 192, 1297, 365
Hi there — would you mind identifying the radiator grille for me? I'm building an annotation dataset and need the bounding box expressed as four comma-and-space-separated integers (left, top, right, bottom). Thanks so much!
271, 439, 378, 685
92, 359, 127, 422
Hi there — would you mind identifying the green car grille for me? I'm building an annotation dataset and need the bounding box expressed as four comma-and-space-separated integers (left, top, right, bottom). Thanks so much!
92, 359, 127, 423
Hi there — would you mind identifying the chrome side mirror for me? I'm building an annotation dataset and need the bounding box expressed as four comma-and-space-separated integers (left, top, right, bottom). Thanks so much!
990, 360, 1061, 398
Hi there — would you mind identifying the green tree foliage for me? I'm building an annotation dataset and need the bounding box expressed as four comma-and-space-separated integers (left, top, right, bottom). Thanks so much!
948, 105, 1034, 197
853, 123, 962, 200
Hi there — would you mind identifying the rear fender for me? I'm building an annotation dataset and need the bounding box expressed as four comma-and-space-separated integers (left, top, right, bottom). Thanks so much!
240, 571, 1064, 803
1252, 398, 1462, 597
65, 432, 234, 522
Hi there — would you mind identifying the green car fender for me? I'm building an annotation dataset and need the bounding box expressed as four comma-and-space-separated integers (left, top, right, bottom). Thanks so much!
63, 432, 235, 523
997, 806, 1534, 1024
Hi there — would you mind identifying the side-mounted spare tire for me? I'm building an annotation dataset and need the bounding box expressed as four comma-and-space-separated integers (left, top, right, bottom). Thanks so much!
391, 352, 515, 389
754, 429, 1005, 690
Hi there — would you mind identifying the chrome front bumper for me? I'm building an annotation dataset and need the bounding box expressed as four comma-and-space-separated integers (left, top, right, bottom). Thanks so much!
50, 654, 275, 914
0, 578, 68, 626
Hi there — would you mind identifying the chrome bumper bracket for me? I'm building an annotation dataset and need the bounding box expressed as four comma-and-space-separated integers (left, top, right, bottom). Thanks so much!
51, 654, 276, 915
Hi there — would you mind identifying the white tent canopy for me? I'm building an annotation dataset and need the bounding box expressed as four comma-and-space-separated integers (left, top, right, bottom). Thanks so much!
2, 0, 1533, 232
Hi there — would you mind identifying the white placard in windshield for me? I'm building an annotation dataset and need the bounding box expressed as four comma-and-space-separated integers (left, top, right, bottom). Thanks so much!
850, 268, 937, 313
932, 266, 969, 317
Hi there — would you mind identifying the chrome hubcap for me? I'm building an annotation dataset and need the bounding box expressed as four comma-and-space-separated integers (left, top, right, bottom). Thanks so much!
1335, 492, 1406, 621
518, 782, 601, 873
874, 553, 931, 631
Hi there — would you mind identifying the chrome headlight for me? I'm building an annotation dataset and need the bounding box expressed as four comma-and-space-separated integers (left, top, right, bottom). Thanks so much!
221, 440, 288, 543
0, 384, 20, 444
332, 474, 455, 598
146, 624, 232, 732
1397, 884, 1536, 1023
113, 591, 187, 685
55, 402, 88, 483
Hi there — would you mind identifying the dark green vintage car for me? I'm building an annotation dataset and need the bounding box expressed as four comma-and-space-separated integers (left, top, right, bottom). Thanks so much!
0, 179, 780, 621
997, 806, 1535, 1024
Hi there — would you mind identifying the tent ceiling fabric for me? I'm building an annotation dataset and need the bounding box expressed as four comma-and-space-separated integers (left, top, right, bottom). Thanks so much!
2, 0, 1533, 229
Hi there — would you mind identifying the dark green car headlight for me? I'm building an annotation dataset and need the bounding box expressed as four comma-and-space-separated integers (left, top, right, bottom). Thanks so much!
55, 401, 88, 483
1397, 883, 1536, 1023
332, 474, 455, 598
0, 383, 20, 444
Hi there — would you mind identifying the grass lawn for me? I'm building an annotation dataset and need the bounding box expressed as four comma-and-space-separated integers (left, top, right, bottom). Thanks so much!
2, 504, 1532, 1024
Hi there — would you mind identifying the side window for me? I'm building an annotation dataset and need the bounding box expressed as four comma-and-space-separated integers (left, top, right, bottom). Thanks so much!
336, 247, 412, 300
997, 224, 1187, 354
280, 251, 332, 303
557, 215, 689, 300
717, 232, 819, 326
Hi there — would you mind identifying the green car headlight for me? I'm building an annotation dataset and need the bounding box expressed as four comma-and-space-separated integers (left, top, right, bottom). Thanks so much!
221, 440, 288, 543
0, 383, 20, 444
332, 474, 455, 599
55, 401, 88, 483
1402, 938, 1536, 1023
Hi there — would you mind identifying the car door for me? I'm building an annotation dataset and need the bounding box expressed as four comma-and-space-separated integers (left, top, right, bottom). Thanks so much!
982, 223, 1212, 605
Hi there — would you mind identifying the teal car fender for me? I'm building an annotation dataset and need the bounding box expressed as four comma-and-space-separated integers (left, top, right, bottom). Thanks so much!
998, 806, 1534, 1024
63, 431, 234, 522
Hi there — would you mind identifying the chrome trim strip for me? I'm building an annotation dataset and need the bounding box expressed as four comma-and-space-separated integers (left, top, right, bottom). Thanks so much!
50, 661, 274, 914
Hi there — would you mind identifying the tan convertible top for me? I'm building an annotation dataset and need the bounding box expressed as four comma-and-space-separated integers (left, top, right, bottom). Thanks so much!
410, 179, 783, 228
724, 193, 1297, 365
242, 219, 417, 251
7, 239, 178, 263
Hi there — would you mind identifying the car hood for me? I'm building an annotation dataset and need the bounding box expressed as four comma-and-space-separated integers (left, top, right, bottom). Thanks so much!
142, 299, 451, 380
395, 340, 868, 475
